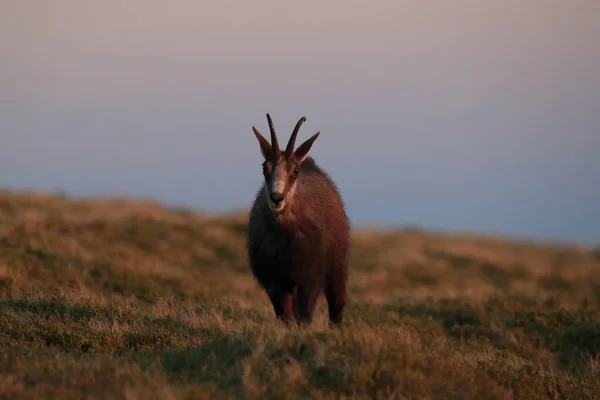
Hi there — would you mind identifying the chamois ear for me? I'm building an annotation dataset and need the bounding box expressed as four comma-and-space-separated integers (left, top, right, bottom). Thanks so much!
294, 132, 320, 164
252, 127, 272, 160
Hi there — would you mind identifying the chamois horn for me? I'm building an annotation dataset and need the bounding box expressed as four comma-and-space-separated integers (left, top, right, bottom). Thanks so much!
285, 116, 307, 157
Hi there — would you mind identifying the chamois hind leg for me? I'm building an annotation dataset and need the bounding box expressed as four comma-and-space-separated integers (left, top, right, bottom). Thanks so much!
296, 284, 321, 326
324, 263, 347, 327
267, 286, 294, 326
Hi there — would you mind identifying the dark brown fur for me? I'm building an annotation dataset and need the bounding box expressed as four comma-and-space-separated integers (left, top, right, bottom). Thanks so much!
247, 114, 350, 327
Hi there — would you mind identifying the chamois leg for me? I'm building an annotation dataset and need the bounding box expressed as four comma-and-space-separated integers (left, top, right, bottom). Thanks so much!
324, 265, 347, 327
291, 288, 300, 321
296, 284, 320, 326
268, 286, 294, 325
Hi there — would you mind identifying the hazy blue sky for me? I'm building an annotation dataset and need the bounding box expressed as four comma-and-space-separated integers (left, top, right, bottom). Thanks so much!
1, 1, 599, 245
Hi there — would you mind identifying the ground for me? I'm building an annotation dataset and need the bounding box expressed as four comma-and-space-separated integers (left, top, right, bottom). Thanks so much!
0, 190, 599, 399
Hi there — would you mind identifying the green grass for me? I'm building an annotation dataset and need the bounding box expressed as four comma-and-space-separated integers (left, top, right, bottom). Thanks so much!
0, 189, 599, 399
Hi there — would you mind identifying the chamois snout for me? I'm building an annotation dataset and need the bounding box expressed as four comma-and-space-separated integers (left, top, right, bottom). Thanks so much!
266, 189, 286, 212
269, 192, 284, 206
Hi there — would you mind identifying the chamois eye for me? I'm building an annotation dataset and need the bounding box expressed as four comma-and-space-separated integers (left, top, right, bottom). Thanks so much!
293, 168, 300, 175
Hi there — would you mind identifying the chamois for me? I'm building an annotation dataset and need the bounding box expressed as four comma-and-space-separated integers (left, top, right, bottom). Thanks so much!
247, 113, 350, 327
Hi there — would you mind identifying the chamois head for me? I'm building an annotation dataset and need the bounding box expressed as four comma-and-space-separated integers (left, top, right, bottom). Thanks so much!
252, 113, 320, 212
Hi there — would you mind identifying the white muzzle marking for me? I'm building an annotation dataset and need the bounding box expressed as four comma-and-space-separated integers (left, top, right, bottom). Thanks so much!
265, 166, 287, 212
270, 167, 287, 195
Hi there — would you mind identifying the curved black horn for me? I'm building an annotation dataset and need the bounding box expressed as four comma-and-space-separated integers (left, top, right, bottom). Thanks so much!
266, 113, 280, 157
285, 116, 306, 157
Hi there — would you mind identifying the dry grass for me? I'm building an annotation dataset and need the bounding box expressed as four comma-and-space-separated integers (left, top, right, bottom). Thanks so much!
0, 189, 599, 399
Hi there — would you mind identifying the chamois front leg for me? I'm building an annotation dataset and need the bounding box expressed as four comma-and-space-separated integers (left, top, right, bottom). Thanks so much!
268, 286, 294, 326
291, 288, 300, 322
296, 284, 321, 326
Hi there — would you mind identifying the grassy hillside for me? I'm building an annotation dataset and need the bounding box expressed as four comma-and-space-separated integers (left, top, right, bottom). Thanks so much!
1, 190, 599, 399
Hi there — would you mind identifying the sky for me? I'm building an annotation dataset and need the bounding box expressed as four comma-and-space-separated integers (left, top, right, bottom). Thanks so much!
1, 0, 599, 245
